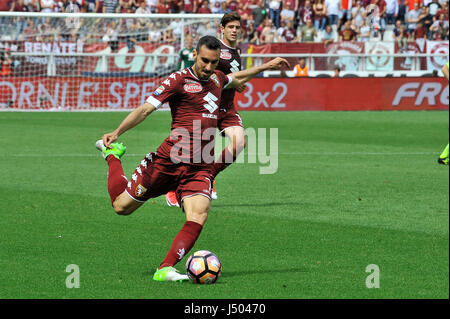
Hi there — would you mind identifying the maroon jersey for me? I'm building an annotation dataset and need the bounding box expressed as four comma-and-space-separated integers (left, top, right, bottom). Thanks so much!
146, 68, 232, 166
217, 40, 241, 112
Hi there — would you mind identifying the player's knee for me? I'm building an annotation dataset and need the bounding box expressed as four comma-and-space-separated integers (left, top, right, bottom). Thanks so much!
188, 210, 209, 225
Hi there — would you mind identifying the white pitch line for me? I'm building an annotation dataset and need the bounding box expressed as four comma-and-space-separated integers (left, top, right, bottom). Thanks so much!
0, 152, 437, 158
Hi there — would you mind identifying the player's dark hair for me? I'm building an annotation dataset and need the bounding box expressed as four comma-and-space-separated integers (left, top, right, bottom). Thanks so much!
196, 36, 221, 53
220, 12, 241, 27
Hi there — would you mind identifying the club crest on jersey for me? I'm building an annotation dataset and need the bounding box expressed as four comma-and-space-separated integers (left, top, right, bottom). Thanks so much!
153, 85, 165, 96
135, 184, 147, 197
183, 82, 203, 93
220, 50, 232, 60
210, 74, 220, 87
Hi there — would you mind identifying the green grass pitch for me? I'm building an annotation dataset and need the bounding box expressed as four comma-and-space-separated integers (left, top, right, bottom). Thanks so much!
0, 110, 448, 299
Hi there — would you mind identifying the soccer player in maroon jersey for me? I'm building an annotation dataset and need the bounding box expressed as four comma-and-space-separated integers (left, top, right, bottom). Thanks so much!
165, 12, 246, 206
95, 36, 289, 282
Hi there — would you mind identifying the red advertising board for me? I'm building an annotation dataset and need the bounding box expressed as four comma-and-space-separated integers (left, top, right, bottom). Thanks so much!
0, 77, 448, 111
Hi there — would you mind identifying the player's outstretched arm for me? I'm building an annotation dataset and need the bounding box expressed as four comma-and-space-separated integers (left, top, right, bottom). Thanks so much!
102, 102, 156, 147
227, 57, 290, 89
442, 63, 449, 81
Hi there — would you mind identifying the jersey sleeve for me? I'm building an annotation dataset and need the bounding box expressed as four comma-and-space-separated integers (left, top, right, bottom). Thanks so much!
146, 72, 182, 109
215, 70, 233, 89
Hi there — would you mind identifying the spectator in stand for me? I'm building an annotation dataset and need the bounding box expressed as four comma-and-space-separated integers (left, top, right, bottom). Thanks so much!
197, 0, 211, 13
406, 1, 421, 34
313, 0, 327, 31
394, 22, 410, 51
321, 23, 336, 43
299, 17, 317, 41
294, 57, 308, 76
413, 20, 428, 39
260, 18, 280, 43
280, 1, 296, 23
325, 0, 341, 26
104, 21, 119, 52
135, 1, 151, 41
95, 0, 104, 12
298, 0, 314, 27
339, 0, 353, 29
148, 21, 162, 42
177, 0, 196, 13
352, 0, 366, 28
434, 0, 447, 21
397, 0, 407, 24
359, 19, 371, 40
269, 0, 282, 28
385, 0, 399, 25
40, 0, 54, 12
162, 27, 177, 43
210, 0, 224, 13
84, 0, 97, 12
145, 0, 156, 12
280, 19, 300, 41
418, 4, 433, 37
226, 0, 238, 12
103, 0, 119, 12
156, 0, 171, 12
22, 18, 38, 40
427, 0, 441, 15
13, 0, 29, 40
197, 21, 217, 37
372, 0, 387, 39
252, 0, 268, 28
339, 19, 357, 41
0, 0, 14, 11
429, 13, 448, 39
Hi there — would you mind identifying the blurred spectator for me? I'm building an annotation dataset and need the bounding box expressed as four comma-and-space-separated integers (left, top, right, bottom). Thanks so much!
269, 0, 282, 28
22, 17, 38, 40
177, 33, 194, 69
397, 0, 407, 23
280, 1, 295, 23
394, 23, 410, 51
0, 49, 12, 76
339, 19, 357, 41
413, 21, 427, 39
321, 24, 336, 43
260, 18, 280, 43
95, 0, 104, 12
148, 21, 162, 42
226, 0, 238, 12
359, 20, 371, 41
339, 0, 353, 29
418, 4, 433, 37
406, 1, 421, 34
0, 0, 15, 11
210, 0, 224, 13
325, 0, 340, 25
280, 19, 299, 41
103, 21, 119, 51
294, 57, 308, 76
38, 16, 56, 41
135, 0, 150, 13
252, 0, 268, 28
169, 18, 182, 37
352, 0, 366, 28
427, 0, 441, 15
298, 0, 313, 26
177, 0, 196, 13
197, 0, 211, 13
299, 18, 317, 41
103, 0, 119, 12
197, 21, 217, 37
372, 0, 387, 39
13, 0, 29, 40
332, 66, 340, 77
313, 0, 327, 31
156, 0, 171, 12
434, 1, 447, 20
429, 13, 448, 39
162, 27, 177, 44
40, 0, 54, 12
135, 1, 151, 41
83, 0, 96, 12
385, 0, 399, 25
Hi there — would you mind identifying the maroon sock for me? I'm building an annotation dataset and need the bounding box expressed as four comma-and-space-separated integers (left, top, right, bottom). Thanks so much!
210, 148, 235, 179
107, 155, 128, 204
159, 221, 203, 269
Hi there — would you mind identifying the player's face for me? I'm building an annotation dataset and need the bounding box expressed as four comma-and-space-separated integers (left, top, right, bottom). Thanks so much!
221, 20, 241, 45
193, 45, 220, 80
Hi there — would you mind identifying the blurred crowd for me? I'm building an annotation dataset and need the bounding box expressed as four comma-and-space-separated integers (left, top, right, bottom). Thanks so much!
0, 0, 448, 44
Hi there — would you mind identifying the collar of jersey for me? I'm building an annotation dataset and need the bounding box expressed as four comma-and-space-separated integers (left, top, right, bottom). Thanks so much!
188, 67, 210, 82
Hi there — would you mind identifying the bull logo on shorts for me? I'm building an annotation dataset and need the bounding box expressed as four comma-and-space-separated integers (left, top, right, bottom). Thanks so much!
135, 184, 147, 197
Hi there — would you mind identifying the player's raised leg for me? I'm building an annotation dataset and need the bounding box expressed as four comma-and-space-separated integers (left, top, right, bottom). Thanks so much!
95, 140, 143, 215
153, 195, 210, 282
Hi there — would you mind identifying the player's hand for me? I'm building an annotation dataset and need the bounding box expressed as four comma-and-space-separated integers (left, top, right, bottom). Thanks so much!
265, 57, 290, 70
102, 132, 118, 148
236, 84, 247, 93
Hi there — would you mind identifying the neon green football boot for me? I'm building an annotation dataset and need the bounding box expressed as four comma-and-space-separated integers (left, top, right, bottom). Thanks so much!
152, 266, 189, 282
95, 139, 126, 160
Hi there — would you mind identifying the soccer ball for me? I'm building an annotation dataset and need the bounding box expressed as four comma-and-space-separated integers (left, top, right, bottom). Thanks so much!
186, 250, 222, 284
